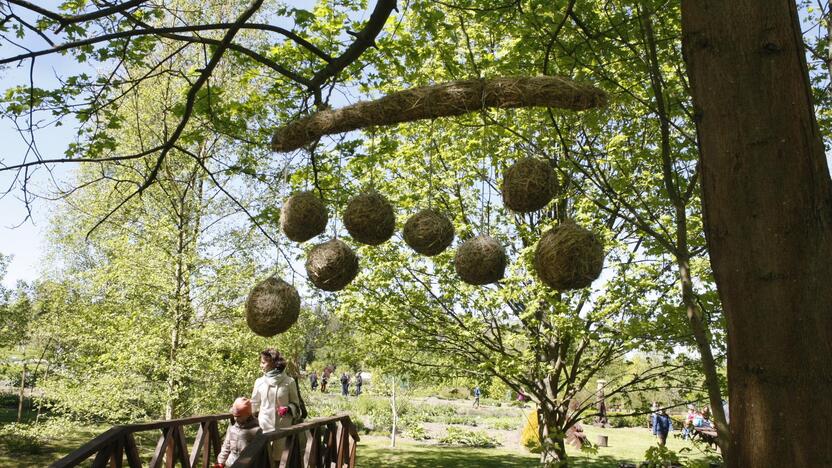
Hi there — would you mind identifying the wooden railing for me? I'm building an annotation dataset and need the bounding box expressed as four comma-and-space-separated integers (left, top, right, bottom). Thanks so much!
232, 414, 359, 468
51, 413, 231, 468
50, 413, 359, 468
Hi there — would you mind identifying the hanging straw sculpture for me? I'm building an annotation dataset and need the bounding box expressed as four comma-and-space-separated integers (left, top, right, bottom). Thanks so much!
501, 157, 558, 212
305, 239, 360, 291
403, 209, 455, 256
534, 221, 604, 290
245, 276, 301, 336
281, 191, 328, 242
343, 191, 396, 245
454, 235, 507, 285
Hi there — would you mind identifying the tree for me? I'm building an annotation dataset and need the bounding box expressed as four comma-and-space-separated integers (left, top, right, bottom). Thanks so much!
681, 1, 832, 466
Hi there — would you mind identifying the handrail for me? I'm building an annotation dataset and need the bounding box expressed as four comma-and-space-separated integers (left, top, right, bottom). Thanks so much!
231, 414, 359, 468
51, 413, 360, 468
51, 413, 232, 468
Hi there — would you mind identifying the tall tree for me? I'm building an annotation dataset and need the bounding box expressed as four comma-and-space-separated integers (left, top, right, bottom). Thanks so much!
681, 1, 832, 466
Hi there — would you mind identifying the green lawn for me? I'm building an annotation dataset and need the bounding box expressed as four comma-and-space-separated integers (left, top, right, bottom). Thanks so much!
357, 426, 718, 468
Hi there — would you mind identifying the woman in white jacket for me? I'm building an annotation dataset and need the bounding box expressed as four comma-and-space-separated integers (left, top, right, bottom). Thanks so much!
251, 348, 301, 465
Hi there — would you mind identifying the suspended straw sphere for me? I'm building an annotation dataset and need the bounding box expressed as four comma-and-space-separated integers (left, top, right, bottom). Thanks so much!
501, 157, 558, 212
343, 191, 396, 245
454, 235, 507, 285
534, 221, 604, 290
245, 276, 300, 337
403, 209, 455, 256
281, 191, 328, 243
305, 239, 360, 291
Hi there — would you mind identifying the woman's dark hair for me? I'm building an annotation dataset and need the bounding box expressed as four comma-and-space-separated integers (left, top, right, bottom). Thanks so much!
260, 348, 287, 372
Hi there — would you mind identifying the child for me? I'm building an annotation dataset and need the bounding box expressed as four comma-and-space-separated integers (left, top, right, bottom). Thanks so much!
652, 405, 672, 446
215, 397, 261, 468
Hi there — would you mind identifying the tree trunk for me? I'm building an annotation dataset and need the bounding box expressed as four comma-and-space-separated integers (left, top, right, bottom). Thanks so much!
681, 1, 832, 466
538, 403, 567, 465
390, 376, 397, 448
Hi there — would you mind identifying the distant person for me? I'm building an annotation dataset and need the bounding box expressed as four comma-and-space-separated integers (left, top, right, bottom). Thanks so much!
309, 371, 318, 391
321, 366, 332, 393
652, 406, 672, 446
340, 372, 350, 396
682, 404, 697, 439
473, 385, 481, 408
214, 397, 261, 468
354, 371, 363, 396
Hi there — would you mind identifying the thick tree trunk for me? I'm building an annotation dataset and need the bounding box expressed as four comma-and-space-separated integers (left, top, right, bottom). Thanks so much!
681, 1, 832, 466
538, 405, 568, 465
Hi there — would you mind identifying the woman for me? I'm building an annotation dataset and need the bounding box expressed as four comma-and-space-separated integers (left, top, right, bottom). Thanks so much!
251, 348, 301, 465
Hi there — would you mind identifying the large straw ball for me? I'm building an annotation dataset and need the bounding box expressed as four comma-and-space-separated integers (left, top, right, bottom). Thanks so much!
305, 239, 359, 291
534, 221, 604, 290
501, 157, 558, 212
281, 191, 328, 243
454, 235, 507, 285
245, 276, 300, 337
343, 191, 396, 245
403, 209, 455, 256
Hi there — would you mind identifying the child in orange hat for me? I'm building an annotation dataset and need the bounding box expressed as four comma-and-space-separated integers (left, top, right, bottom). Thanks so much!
215, 397, 262, 467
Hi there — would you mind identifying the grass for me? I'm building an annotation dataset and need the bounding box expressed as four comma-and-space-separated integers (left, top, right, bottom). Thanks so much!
358, 436, 539, 467
0, 391, 719, 468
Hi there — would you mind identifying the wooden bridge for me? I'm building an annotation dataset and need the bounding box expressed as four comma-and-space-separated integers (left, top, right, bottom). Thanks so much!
51, 414, 360, 468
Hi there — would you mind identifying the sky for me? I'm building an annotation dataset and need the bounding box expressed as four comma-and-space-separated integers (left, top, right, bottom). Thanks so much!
0, 39, 82, 288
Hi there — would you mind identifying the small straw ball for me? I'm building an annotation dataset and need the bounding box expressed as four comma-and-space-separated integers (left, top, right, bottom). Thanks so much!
245, 276, 300, 337
403, 209, 455, 256
281, 191, 328, 243
454, 235, 507, 285
501, 157, 558, 213
534, 221, 604, 290
305, 239, 360, 291
343, 191, 396, 245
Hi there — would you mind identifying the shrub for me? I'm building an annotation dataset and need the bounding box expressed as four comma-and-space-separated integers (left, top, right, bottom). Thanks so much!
436, 386, 470, 400
643, 445, 681, 467
0, 418, 73, 455
608, 411, 646, 428
486, 418, 519, 431
438, 427, 499, 448
520, 412, 542, 453
406, 425, 430, 440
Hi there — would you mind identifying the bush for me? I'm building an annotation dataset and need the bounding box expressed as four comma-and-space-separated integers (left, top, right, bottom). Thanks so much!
438, 427, 499, 448
0, 418, 73, 455
643, 445, 681, 467
436, 386, 470, 400
520, 412, 542, 453
608, 411, 646, 428
486, 417, 519, 431
406, 425, 430, 440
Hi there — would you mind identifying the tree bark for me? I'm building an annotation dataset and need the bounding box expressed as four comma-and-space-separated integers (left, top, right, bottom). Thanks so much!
681, 1, 832, 466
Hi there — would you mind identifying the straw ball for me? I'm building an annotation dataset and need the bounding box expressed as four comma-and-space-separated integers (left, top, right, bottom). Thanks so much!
403, 209, 455, 256
343, 191, 396, 245
305, 239, 359, 291
534, 221, 604, 290
281, 191, 328, 243
501, 157, 558, 212
245, 276, 300, 337
454, 235, 507, 285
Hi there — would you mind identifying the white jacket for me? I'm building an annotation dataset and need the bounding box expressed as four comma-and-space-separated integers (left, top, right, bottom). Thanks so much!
250, 371, 301, 432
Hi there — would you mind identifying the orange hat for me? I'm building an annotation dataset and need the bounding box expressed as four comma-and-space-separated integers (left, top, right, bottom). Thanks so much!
231, 397, 252, 418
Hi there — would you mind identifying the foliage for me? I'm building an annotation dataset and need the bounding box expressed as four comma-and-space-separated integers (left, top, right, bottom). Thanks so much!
438, 427, 499, 448
406, 424, 430, 440
0, 418, 74, 455
520, 411, 542, 453
642, 445, 681, 467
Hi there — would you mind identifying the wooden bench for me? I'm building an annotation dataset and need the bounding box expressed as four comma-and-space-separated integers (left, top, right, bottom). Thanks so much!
691, 426, 718, 447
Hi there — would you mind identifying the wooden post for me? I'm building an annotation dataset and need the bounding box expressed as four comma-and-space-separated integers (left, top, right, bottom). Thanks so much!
17, 363, 26, 422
